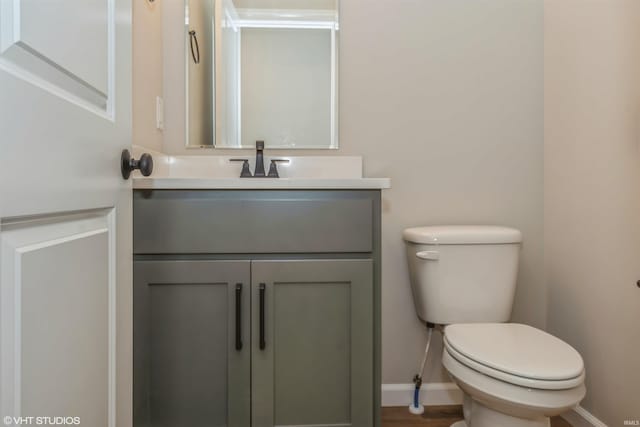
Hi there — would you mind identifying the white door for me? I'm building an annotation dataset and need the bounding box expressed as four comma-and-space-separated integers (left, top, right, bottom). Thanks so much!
0, 1, 132, 427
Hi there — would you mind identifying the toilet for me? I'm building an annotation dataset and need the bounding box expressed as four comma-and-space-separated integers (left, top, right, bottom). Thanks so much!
403, 225, 586, 427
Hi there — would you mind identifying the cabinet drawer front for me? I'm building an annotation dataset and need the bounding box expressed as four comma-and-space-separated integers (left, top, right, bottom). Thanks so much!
133, 190, 376, 254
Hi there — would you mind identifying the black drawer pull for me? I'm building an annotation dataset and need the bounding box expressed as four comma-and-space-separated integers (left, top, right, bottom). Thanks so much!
235, 283, 243, 351
259, 283, 266, 350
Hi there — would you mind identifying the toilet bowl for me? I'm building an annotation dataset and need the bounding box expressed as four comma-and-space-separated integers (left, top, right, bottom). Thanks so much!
403, 226, 586, 427
443, 323, 585, 427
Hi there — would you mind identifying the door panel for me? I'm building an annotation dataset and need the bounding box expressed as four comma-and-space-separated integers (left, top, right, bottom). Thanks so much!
0, 0, 130, 219
252, 260, 374, 427
19, 0, 109, 93
274, 283, 351, 425
0, 0, 112, 112
0, 0, 132, 425
1, 211, 116, 427
134, 261, 251, 427
149, 284, 228, 426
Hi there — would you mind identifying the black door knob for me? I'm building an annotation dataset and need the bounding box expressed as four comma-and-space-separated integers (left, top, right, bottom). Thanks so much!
121, 149, 153, 179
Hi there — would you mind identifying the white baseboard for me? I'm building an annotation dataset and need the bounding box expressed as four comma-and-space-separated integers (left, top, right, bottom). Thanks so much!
381, 382, 463, 407
562, 405, 608, 427
382, 384, 608, 427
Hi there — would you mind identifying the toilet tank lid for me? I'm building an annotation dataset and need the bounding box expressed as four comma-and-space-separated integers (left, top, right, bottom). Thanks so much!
403, 225, 522, 245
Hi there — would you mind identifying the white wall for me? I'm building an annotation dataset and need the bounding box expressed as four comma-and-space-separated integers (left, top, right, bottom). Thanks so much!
163, 0, 188, 154
149, 0, 544, 387
339, 0, 544, 385
133, 0, 163, 152
544, 1, 640, 424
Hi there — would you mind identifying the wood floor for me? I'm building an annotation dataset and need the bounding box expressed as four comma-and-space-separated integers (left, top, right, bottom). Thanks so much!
382, 406, 573, 427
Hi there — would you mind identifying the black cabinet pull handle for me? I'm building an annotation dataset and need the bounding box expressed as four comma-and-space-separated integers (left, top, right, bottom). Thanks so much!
235, 283, 242, 351
259, 283, 266, 350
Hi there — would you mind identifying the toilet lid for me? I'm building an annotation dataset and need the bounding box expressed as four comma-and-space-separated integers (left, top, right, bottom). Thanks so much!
444, 323, 584, 384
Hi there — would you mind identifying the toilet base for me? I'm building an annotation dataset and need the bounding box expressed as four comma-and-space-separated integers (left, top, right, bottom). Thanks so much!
463, 397, 550, 427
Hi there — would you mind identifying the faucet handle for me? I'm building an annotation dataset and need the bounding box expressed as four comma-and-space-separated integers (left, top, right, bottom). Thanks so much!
267, 159, 290, 178
230, 158, 253, 178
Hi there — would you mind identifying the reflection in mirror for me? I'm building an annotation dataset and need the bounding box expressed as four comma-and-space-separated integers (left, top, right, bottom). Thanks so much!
185, 0, 339, 149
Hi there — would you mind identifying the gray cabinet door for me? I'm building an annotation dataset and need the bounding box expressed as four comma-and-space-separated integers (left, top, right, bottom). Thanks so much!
251, 260, 374, 427
134, 260, 251, 427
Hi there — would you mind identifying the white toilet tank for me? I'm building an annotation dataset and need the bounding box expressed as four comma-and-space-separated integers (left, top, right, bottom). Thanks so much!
403, 225, 522, 325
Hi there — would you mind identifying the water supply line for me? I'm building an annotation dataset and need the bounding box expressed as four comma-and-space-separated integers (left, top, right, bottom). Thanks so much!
409, 323, 435, 415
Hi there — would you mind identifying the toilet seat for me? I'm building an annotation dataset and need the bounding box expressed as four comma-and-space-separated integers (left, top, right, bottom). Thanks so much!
444, 323, 584, 390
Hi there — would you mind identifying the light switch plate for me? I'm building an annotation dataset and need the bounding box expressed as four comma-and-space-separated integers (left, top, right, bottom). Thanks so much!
156, 96, 164, 130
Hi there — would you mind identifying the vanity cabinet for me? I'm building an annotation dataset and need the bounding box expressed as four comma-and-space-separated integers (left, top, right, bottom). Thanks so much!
133, 190, 381, 427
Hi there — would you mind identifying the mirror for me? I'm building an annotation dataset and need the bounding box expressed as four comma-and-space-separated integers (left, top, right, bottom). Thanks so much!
185, 0, 339, 149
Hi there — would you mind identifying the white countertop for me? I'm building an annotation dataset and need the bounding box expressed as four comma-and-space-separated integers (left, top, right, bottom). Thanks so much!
133, 177, 391, 190
130, 148, 391, 190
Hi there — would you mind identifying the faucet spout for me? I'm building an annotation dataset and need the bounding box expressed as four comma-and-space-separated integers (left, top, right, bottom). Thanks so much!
254, 140, 266, 177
